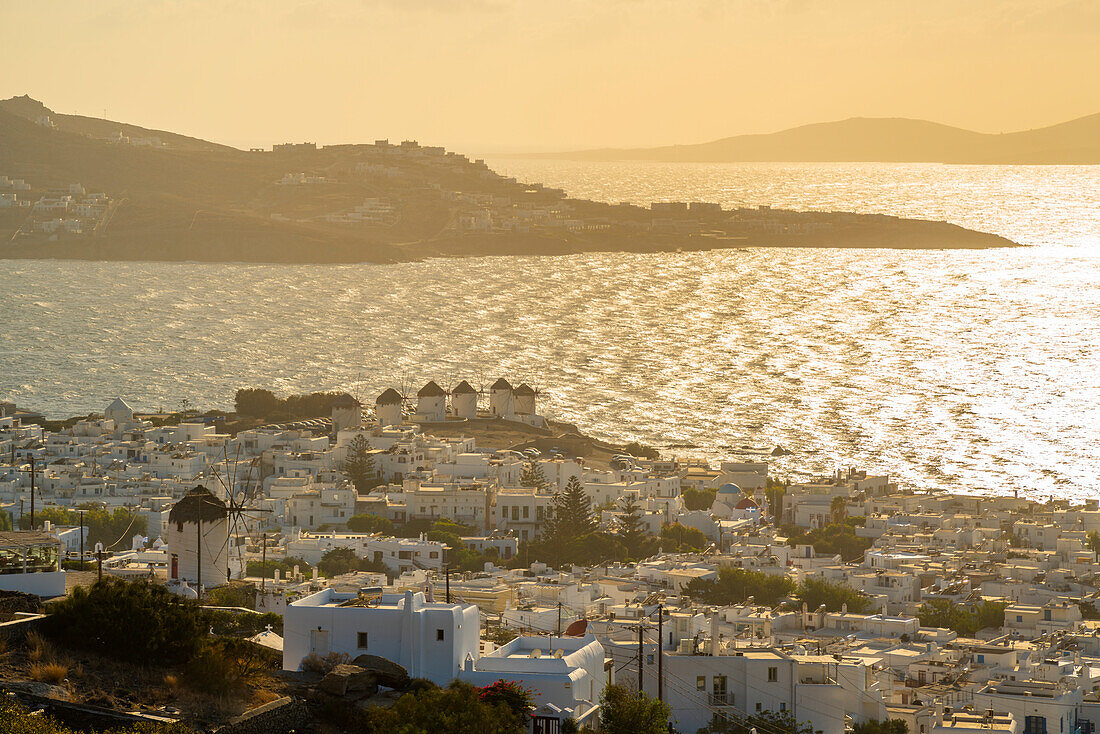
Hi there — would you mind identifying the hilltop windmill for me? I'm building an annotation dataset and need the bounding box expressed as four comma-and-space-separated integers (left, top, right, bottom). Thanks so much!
196, 445, 272, 590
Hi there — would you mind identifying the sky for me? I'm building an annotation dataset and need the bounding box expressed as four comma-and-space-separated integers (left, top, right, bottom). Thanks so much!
2, 0, 1098, 152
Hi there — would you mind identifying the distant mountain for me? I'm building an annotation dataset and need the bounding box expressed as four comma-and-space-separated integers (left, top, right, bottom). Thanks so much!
0, 94, 234, 153
0, 95, 1018, 263
542, 115, 1100, 164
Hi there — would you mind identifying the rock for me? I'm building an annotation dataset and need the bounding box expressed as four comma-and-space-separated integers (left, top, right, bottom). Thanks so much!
318, 668, 350, 697
351, 654, 410, 690
319, 664, 379, 698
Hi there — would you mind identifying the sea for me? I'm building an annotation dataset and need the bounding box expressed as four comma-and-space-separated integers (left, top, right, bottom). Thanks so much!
1, 161, 1098, 499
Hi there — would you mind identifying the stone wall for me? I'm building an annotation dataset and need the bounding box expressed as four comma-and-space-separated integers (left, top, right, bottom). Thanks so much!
218, 697, 311, 734
0, 614, 44, 643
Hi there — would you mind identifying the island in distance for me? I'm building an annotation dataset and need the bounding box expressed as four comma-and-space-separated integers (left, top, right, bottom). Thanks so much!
0, 95, 1017, 265
536, 114, 1100, 165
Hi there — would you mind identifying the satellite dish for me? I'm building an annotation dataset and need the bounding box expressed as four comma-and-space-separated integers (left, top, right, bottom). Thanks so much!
554, 649, 564, 658
531, 648, 542, 658
565, 619, 589, 636
94, 542, 104, 553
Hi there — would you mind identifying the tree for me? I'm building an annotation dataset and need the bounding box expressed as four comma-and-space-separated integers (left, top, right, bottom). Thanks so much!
362, 680, 527, 733
246, 555, 312, 579
347, 513, 394, 534
622, 441, 659, 460
917, 599, 1007, 637
765, 480, 786, 519
344, 433, 380, 494
1088, 531, 1100, 555
318, 547, 360, 577
544, 476, 596, 544
616, 495, 650, 557
682, 566, 795, 607
20, 506, 147, 550
682, 487, 716, 511
597, 684, 670, 734
699, 710, 814, 734
43, 578, 205, 664
519, 461, 550, 492
659, 522, 709, 552
830, 495, 848, 524
796, 578, 872, 613
852, 719, 909, 734
0, 510, 11, 531
782, 520, 871, 562
477, 679, 534, 720
234, 388, 281, 418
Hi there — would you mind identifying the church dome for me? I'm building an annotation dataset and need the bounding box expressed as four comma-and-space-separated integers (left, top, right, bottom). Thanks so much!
717, 483, 743, 495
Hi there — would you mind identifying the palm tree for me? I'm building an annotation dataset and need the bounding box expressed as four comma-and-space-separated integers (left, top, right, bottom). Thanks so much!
830, 495, 848, 525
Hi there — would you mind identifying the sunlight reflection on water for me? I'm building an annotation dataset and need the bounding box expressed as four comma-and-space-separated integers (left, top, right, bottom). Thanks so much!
1, 162, 1098, 498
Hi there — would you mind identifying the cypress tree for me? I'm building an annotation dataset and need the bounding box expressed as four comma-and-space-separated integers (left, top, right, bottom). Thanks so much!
545, 475, 596, 542
616, 494, 648, 557
344, 433, 378, 493
519, 460, 550, 492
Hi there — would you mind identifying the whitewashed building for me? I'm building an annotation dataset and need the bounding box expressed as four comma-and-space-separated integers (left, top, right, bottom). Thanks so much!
283, 589, 479, 685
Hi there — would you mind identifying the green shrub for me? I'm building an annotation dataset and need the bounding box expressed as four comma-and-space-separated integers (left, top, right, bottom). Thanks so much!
43, 578, 204, 664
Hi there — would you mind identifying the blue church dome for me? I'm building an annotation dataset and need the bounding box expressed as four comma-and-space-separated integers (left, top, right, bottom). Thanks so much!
717, 483, 742, 495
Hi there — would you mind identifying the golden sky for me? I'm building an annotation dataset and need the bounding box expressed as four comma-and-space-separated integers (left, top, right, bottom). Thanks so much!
3, 0, 1098, 152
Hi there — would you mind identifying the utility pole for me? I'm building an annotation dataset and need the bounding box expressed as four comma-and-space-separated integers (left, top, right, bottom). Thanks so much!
445, 566, 451, 603
29, 455, 35, 530
79, 510, 84, 570
260, 532, 267, 593
657, 604, 665, 702
557, 601, 562, 637
196, 517, 202, 601
638, 623, 644, 695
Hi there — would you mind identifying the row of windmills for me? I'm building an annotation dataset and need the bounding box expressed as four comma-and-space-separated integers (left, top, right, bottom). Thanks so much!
332, 378, 544, 431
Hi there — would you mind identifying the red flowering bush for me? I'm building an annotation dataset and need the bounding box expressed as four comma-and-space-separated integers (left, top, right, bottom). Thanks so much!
478, 679, 535, 718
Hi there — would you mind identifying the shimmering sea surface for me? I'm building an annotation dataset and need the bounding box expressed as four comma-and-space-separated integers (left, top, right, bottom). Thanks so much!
1, 161, 1098, 498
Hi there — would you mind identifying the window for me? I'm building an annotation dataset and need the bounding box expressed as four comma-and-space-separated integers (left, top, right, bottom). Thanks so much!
646, 654, 654, 665
1017, 615, 1024, 623
697, 676, 706, 690
436, 629, 445, 641
430, 552, 438, 559
522, 506, 529, 519
357, 632, 369, 649
1024, 717, 1046, 734
712, 675, 728, 706
977, 654, 985, 663
756, 703, 762, 712
768, 666, 778, 682
780, 703, 787, 712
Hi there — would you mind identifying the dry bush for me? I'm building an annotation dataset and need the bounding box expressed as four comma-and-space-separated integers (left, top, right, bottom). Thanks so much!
25, 630, 51, 663
301, 651, 352, 675
164, 673, 180, 694
183, 646, 240, 697
30, 661, 68, 684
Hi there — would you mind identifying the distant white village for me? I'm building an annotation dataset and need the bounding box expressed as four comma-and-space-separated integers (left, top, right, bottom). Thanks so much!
0, 174, 113, 238
3, 381, 1100, 734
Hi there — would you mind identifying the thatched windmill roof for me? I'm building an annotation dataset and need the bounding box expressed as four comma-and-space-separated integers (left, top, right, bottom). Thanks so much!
169, 485, 228, 524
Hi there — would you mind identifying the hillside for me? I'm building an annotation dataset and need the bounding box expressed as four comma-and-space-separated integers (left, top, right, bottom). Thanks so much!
542, 115, 1100, 164
0, 96, 1018, 262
